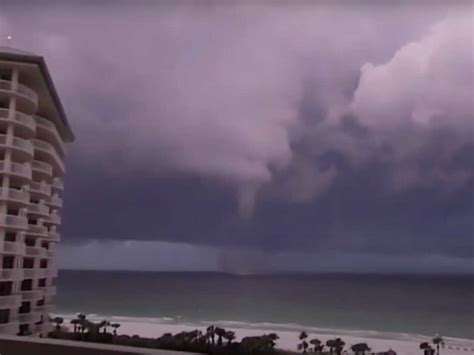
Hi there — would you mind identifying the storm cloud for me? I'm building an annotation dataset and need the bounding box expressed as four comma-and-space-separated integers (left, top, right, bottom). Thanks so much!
0, 1, 472, 271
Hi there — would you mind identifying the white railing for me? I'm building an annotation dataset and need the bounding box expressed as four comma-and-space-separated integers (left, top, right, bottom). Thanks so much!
48, 213, 61, 225
52, 177, 64, 190
48, 229, 60, 241
2, 241, 25, 254
32, 139, 65, 172
0, 187, 29, 204
31, 160, 53, 176
29, 181, 51, 196
18, 311, 42, 323
23, 268, 46, 279
49, 195, 63, 207
0, 108, 36, 131
28, 202, 50, 216
0, 320, 20, 335
28, 223, 48, 236
21, 289, 44, 301
24, 246, 47, 257
0, 134, 34, 156
0, 215, 28, 229
0, 294, 21, 308
0, 160, 32, 179
0, 79, 38, 106
45, 267, 57, 277
34, 115, 65, 153
0, 269, 23, 279
42, 286, 56, 297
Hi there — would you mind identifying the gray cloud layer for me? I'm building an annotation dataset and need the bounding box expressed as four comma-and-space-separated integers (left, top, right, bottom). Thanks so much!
1, 1, 472, 269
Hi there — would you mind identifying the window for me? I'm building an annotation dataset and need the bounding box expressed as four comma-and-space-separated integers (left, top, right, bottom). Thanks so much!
0, 282, 12, 296
0, 309, 10, 324
25, 238, 36, 247
2, 256, 15, 269
19, 301, 31, 314
5, 233, 16, 242
40, 259, 48, 269
23, 258, 34, 269
38, 278, 46, 287
20, 279, 33, 291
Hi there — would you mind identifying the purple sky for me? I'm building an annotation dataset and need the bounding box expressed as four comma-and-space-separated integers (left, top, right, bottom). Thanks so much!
1, 1, 472, 273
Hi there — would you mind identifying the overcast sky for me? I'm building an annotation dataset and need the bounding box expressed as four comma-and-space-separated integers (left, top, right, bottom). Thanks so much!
0, 1, 472, 273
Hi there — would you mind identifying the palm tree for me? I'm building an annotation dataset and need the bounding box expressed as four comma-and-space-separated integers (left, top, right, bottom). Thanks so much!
310, 338, 324, 354
351, 343, 371, 355
206, 325, 216, 345
432, 335, 444, 355
298, 331, 309, 353
215, 327, 226, 346
224, 330, 236, 345
267, 333, 279, 349
77, 313, 87, 333
334, 338, 345, 355
111, 323, 120, 336
420, 342, 435, 355
70, 318, 80, 333
52, 317, 63, 331
98, 320, 108, 334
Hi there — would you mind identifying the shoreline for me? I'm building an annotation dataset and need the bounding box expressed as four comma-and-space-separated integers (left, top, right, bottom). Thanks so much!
54, 313, 474, 355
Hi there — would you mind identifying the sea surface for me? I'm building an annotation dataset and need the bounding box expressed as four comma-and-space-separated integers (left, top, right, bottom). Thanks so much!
55, 270, 474, 340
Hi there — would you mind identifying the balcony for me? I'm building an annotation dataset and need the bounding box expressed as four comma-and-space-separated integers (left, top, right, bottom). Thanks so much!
0, 320, 20, 335
0, 269, 23, 280
51, 177, 64, 191
31, 160, 53, 180
18, 310, 42, 324
1, 241, 25, 255
0, 79, 38, 111
48, 194, 63, 208
34, 115, 65, 155
28, 202, 50, 218
29, 181, 51, 198
23, 268, 45, 279
47, 212, 61, 225
42, 286, 56, 297
0, 214, 28, 231
0, 134, 34, 159
0, 294, 21, 308
48, 229, 60, 242
0, 187, 29, 206
45, 267, 57, 277
21, 289, 43, 301
24, 246, 47, 258
27, 223, 48, 237
32, 139, 65, 174
0, 108, 36, 134
0, 160, 32, 180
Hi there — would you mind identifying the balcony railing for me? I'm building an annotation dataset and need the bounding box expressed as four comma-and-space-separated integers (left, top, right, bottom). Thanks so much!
42, 286, 56, 297
0, 134, 34, 156
29, 181, 51, 196
0, 215, 28, 230
0, 269, 23, 280
0, 320, 20, 335
48, 229, 60, 242
48, 213, 61, 225
18, 310, 42, 323
0, 187, 29, 204
0, 294, 21, 308
31, 160, 53, 176
0, 160, 32, 179
23, 268, 46, 279
0, 79, 38, 106
1, 241, 25, 255
32, 139, 65, 172
34, 115, 65, 154
51, 177, 64, 190
28, 202, 50, 217
27, 223, 48, 237
0, 108, 36, 131
21, 289, 44, 301
24, 246, 47, 257
48, 195, 63, 208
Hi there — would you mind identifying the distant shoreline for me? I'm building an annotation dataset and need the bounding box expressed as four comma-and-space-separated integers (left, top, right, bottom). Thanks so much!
54, 313, 474, 355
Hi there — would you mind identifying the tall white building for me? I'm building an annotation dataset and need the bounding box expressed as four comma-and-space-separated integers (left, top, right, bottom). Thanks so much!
0, 47, 74, 336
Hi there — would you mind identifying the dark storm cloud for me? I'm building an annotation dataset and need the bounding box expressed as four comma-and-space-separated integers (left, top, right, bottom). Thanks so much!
0, 1, 472, 266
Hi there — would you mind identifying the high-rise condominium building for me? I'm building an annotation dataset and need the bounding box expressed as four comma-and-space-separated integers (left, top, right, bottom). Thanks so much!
0, 47, 74, 336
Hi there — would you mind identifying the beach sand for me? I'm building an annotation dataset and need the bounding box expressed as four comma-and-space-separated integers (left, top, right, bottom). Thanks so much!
57, 314, 474, 355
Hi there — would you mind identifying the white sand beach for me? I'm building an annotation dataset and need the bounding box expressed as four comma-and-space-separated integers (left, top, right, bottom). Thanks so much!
57, 314, 474, 355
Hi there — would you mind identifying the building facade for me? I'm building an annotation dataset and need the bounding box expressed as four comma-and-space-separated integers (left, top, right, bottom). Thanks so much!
0, 47, 74, 336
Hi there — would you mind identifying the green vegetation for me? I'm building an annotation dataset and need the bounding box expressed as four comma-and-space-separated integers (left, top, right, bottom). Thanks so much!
48, 314, 444, 355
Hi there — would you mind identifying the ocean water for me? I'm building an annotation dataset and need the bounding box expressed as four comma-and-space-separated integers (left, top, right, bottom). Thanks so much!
55, 271, 474, 339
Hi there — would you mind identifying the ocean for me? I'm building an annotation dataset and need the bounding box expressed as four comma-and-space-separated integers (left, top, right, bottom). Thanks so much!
55, 270, 474, 340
